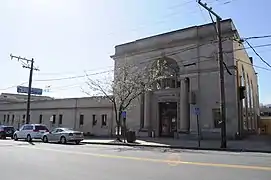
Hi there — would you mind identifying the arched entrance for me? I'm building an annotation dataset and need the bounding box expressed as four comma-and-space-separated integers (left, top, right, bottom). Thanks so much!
151, 56, 179, 137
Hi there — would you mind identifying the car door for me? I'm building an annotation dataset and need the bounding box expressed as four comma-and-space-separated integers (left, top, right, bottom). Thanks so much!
25, 125, 33, 138
48, 128, 58, 142
17, 125, 26, 138
54, 129, 64, 142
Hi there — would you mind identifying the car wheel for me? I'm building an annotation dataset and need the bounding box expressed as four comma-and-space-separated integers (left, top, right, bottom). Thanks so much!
14, 134, 18, 141
43, 136, 48, 143
60, 136, 66, 144
75, 140, 80, 145
27, 134, 32, 142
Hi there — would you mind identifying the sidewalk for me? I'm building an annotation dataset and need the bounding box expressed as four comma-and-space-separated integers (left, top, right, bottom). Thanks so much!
82, 135, 271, 153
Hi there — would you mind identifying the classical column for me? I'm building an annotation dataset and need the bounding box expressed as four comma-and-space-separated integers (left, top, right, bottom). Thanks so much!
180, 78, 190, 133
144, 91, 151, 130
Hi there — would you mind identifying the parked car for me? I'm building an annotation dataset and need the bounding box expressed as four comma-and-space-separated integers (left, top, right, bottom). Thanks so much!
42, 127, 84, 145
13, 124, 49, 142
0, 125, 15, 139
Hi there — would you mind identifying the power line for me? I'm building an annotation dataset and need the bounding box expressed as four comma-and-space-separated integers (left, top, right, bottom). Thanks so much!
0, 82, 28, 91
34, 70, 113, 82
16, 39, 271, 83
244, 40, 271, 69
99, 0, 228, 38
2, 55, 270, 92
3, 39, 271, 91
36, 66, 114, 76
244, 35, 271, 40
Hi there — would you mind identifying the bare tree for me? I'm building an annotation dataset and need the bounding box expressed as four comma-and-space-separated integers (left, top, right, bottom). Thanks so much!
84, 61, 161, 141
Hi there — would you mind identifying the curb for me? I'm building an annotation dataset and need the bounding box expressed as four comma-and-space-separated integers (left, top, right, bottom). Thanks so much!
81, 141, 271, 154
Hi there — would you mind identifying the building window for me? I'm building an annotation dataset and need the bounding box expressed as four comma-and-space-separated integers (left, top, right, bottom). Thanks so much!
101, 114, 107, 127
22, 114, 26, 124
3, 115, 6, 123
212, 108, 221, 128
262, 112, 271, 116
58, 114, 63, 125
39, 115, 43, 124
12, 115, 15, 125
79, 115, 84, 125
52, 115, 56, 124
7, 114, 10, 124
92, 115, 97, 126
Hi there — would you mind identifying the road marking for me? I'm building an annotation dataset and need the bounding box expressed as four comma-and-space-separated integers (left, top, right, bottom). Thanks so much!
17, 145, 271, 171
167, 153, 181, 166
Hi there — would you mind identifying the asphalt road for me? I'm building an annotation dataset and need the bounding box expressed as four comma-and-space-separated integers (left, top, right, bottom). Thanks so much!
0, 139, 271, 180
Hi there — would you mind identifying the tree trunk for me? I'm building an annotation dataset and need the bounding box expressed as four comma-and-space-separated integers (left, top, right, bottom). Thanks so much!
116, 111, 123, 142
123, 117, 127, 143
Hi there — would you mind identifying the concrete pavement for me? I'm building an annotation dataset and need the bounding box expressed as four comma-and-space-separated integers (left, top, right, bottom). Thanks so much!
82, 135, 271, 153
1, 139, 271, 180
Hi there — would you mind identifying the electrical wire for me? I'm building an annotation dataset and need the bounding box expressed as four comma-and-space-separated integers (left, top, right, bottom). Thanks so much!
2, 38, 271, 91
36, 66, 114, 76
244, 40, 271, 69
2, 54, 270, 93
100, 0, 230, 38
0, 82, 28, 91
33, 70, 113, 82
244, 35, 271, 40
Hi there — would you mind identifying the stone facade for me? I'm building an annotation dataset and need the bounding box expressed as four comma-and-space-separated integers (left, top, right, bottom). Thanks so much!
111, 19, 260, 139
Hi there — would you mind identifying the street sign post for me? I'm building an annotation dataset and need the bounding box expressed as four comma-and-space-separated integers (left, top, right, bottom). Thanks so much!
17, 86, 43, 95
194, 107, 201, 147
194, 107, 200, 115
122, 111, 126, 118
122, 111, 127, 142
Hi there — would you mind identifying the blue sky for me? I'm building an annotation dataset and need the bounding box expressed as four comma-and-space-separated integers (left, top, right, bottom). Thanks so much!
0, 0, 270, 104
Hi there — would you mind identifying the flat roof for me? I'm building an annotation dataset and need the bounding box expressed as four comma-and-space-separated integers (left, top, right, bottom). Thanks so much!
115, 18, 233, 48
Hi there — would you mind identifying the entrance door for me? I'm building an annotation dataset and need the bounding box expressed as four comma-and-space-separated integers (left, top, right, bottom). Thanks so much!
159, 102, 177, 137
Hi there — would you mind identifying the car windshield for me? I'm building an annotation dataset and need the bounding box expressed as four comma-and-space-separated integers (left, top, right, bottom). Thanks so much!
3, 127, 14, 131
62, 128, 74, 131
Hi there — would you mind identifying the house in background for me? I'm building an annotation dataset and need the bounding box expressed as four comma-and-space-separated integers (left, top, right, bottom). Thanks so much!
259, 106, 271, 134
111, 19, 260, 139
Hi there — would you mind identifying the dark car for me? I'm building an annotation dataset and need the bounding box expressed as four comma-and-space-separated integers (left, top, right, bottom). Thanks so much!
0, 125, 15, 139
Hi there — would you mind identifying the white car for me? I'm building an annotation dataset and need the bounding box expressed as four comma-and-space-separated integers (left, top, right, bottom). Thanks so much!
13, 124, 49, 142
42, 127, 84, 145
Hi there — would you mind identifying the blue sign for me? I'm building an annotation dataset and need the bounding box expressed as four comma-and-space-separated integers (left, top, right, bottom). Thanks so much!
17, 86, 43, 95
194, 107, 200, 115
122, 111, 126, 118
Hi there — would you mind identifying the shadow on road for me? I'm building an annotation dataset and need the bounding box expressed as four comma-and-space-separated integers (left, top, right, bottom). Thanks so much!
28, 141, 35, 145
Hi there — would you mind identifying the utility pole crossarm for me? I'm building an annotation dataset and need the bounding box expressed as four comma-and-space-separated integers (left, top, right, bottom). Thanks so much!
10, 54, 32, 62
197, 0, 221, 20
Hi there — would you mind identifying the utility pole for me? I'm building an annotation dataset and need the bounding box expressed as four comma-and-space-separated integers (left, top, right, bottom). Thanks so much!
197, 0, 227, 148
10, 54, 39, 124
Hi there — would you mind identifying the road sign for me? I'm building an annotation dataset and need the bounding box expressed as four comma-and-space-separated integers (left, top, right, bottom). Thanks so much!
194, 107, 200, 115
17, 86, 43, 95
122, 111, 126, 118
